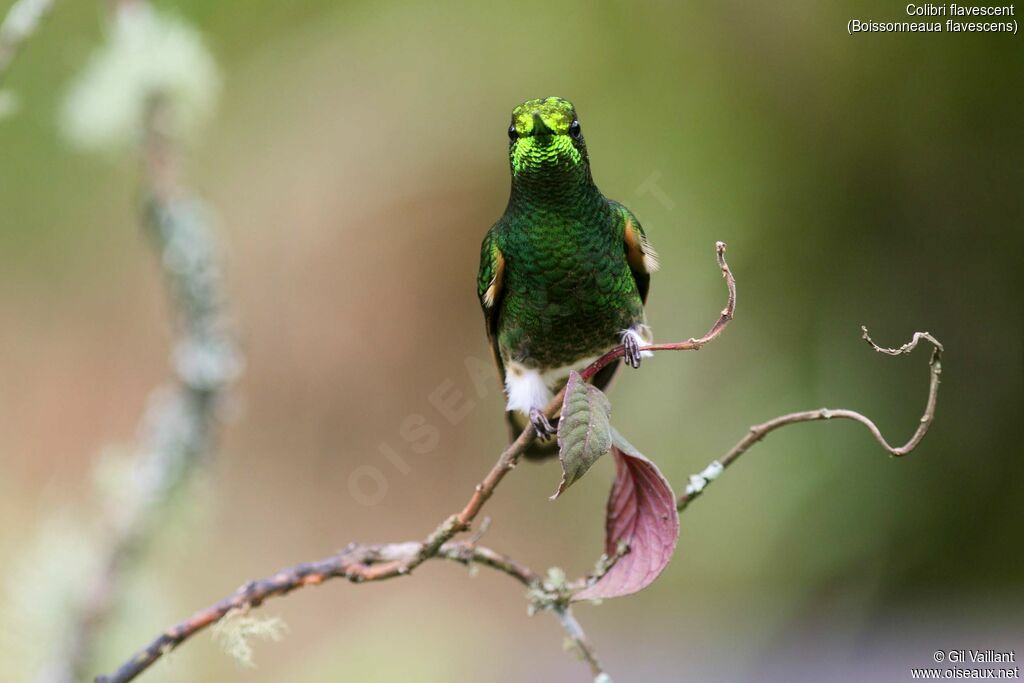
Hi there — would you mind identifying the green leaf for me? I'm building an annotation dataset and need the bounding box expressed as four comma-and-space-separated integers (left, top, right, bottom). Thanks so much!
552, 371, 613, 499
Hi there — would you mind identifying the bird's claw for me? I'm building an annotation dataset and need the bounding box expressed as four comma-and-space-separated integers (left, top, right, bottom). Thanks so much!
529, 407, 556, 438
622, 331, 642, 369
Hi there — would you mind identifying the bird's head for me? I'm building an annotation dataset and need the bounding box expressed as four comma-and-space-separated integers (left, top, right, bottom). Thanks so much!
507, 96, 589, 179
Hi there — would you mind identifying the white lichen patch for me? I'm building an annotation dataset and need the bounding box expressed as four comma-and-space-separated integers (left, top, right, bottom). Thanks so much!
60, 5, 220, 152
212, 608, 287, 668
0, 514, 102, 679
684, 460, 724, 495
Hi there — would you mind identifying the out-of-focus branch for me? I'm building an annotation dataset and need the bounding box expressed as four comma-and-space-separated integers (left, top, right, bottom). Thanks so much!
0, 0, 55, 87
40, 55, 239, 683
676, 327, 943, 512
556, 607, 610, 682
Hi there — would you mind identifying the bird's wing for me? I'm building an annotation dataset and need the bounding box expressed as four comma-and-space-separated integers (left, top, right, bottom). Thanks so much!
480, 223, 556, 456
591, 200, 660, 394
477, 222, 507, 386
610, 199, 659, 305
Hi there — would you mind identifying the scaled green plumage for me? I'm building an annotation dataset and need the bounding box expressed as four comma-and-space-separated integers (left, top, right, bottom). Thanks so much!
477, 97, 658, 455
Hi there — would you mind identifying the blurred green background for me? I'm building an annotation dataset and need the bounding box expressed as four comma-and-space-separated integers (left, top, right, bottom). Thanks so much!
1, 1, 1021, 681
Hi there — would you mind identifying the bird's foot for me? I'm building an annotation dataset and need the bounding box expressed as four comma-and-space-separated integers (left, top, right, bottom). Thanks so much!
622, 330, 643, 369
529, 407, 557, 438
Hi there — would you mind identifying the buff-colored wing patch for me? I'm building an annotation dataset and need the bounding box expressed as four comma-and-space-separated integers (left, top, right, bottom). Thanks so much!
624, 218, 660, 273
483, 246, 505, 308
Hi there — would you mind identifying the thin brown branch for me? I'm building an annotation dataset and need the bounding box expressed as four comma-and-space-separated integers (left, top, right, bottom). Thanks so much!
676, 327, 943, 511
577, 241, 735, 386
94, 241, 736, 683
93, 539, 537, 683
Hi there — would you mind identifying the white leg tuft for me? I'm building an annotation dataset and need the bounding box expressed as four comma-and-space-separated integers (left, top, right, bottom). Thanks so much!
505, 364, 553, 416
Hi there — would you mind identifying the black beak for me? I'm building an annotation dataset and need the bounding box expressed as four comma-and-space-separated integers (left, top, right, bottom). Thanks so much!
531, 111, 553, 136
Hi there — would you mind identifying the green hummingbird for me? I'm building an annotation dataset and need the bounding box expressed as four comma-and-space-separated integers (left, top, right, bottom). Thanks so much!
477, 96, 659, 456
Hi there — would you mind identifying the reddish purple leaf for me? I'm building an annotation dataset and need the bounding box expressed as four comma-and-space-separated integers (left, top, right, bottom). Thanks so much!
573, 429, 679, 601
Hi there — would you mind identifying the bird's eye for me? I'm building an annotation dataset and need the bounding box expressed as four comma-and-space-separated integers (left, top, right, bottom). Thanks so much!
569, 120, 582, 140
508, 125, 518, 141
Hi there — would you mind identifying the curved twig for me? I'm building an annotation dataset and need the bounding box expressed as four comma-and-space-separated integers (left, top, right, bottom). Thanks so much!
578, 241, 735, 385
676, 327, 943, 511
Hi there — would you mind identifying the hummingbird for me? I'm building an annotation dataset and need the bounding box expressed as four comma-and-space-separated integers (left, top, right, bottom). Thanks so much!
477, 97, 659, 457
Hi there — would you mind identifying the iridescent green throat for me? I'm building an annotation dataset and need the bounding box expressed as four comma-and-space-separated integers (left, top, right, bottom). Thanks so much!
507, 137, 601, 213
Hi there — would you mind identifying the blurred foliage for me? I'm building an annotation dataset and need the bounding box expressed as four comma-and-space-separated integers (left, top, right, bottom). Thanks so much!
1, 0, 1020, 681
